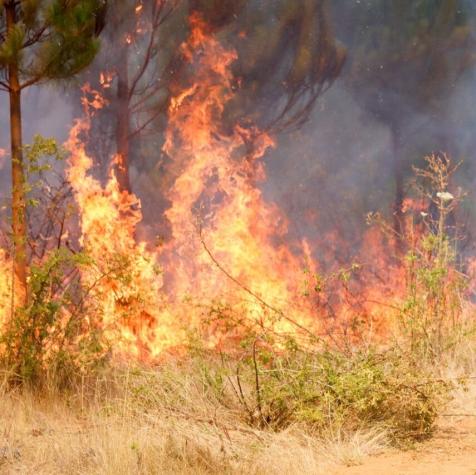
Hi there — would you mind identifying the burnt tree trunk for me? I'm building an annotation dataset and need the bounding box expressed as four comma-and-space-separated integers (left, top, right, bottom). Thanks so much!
114, 44, 131, 193
6, 3, 27, 306
392, 127, 405, 238
391, 125, 405, 248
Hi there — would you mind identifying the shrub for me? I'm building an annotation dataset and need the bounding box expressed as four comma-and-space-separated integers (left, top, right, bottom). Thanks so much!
229, 345, 450, 443
399, 154, 473, 359
0, 248, 109, 388
124, 343, 450, 445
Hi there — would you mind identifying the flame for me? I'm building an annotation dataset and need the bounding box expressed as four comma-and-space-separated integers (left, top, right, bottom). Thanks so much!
0, 15, 471, 364
0, 250, 11, 332
401, 197, 427, 214
61, 15, 321, 358
99, 71, 115, 89
65, 86, 178, 360
161, 14, 317, 341
63, 15, 408, 358
0, 148, 6, 170
81, 84, 108, 110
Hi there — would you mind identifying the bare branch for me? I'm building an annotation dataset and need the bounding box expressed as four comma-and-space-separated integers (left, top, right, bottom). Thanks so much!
198, 224, 319, 341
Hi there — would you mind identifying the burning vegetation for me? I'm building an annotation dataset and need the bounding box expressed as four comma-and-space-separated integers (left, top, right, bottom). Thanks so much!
0, 2, 475, 473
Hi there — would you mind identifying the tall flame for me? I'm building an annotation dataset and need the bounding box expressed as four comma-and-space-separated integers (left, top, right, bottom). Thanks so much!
65, 86, 177, 359
161, 15, 316, 340
48, 15, 476, 359
62, 15, 407, 358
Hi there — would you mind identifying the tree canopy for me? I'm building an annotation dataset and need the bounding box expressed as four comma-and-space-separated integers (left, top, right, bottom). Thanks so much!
0, 0, 107, 91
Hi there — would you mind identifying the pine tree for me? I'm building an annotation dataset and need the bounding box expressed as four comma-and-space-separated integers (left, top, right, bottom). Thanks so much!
338, 0, 475, 241
0, 0, 106, 306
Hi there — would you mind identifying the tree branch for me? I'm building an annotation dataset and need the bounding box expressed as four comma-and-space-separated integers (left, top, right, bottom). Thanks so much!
129, 106, 165, 138
22, 25, 49, 48
198, 225, 319, 340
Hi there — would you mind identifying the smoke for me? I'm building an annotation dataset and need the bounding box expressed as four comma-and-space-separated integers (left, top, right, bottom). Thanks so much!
266, 64, 476, 246
264, 85, 392, 249
0, 1, 475, 257
261, 0, 476, 260
0, 86, 73, 211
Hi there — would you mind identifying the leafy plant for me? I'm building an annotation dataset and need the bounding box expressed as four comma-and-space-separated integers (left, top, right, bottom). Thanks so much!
234, 344, 449, 443
399, 154, 472, 359
0, 248, 109, 388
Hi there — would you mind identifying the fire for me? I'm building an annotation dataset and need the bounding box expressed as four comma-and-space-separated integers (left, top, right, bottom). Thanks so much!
0, 148, 6, 170
99, 71, 115, 89
61, 15, 322, 358
62, 14, 406, 358
157, 15, 414, 347
81, 84, 108, 110
161, 14, 317, 340
0, 250, 11, 331
65, 86, 178, 360
0, 14, 471, 365
401, 197, 427, 214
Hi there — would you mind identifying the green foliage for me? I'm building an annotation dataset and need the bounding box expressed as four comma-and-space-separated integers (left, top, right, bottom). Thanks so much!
124, 345, 450, 446
1, 133, 110, 387
398, 155, 472, 359
0, 248, 108, 388
0, 23, 25, 65
23, 134, 65, 206
24, 134, 64, 166
41, 0, 102, 78
0, 0, 106, 84
250, 347, 446, 442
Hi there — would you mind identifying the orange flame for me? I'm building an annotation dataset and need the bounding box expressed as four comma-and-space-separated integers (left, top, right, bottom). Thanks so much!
25, 14, 474, 362
99, 71, 115, 89
161, 14, 317, 341
0, 250, 11, 332
63, 15, 321, 358
66, 86, 178, 360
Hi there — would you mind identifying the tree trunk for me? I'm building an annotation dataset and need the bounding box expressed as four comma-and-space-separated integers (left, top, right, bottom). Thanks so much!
114, 45, 131, 193
391, 125, 405, 248
6, 4, 27, 307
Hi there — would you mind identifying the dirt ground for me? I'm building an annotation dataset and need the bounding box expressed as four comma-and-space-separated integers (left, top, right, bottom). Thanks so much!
332, 418, 476, 475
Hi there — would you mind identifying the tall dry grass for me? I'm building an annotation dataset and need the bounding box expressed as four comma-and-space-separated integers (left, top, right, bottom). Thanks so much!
1, 346, 475, 475
0, 364, 388, 475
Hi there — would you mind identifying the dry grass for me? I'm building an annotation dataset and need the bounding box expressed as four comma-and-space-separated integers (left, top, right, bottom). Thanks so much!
0, 331, 473, 474
440, 340, 476, 422
0, 364, 387, 475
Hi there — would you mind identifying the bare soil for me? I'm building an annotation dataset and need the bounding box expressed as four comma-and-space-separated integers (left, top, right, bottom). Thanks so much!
332, 418, 476, 475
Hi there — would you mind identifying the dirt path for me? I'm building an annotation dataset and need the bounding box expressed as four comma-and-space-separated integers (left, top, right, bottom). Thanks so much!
332, 418, 476, 475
